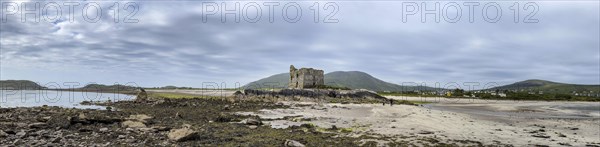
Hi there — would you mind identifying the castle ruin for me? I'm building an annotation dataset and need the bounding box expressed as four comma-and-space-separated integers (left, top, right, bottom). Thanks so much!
289, 65, 324, 89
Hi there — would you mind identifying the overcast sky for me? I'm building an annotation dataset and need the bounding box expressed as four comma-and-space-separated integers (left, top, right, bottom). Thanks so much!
1, 1, 598, 88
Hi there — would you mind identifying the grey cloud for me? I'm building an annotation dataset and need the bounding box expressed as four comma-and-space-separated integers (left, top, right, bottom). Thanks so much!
1, 1, 598, 87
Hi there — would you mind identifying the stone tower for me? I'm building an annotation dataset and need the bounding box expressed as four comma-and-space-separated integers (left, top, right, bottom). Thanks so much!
289, 65, 324, 89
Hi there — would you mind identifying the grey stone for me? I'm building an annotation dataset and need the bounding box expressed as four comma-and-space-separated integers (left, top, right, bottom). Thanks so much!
167, 126, 198, 142
244, 118, 262, 126
289, 65, 324, 89
135, 88, 148, 102
16, 130, 26, 138
284, 139, 306, 147
0, 130, 8, 137
28, 122, 47, 129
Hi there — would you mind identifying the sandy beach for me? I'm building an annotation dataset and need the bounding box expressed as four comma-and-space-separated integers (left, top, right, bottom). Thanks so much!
238, 96, 600, 146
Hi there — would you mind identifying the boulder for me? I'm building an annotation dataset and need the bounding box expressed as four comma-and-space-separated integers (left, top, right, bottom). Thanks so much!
244, 118, 262, 126
0, 130, 7, 137
167, 125, 198, 142
136, 88, 148, 102
121, 121, 146, 128
284, 139, 306, 147
15, 130, 26, 138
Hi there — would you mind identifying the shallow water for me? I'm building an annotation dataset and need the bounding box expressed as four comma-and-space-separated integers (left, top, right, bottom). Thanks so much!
0, 90, 134, 109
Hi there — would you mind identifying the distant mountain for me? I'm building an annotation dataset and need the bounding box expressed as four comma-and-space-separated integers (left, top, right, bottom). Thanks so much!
243, 71, 440, 92
0, 80, 45, 90
489, 79, 599, 93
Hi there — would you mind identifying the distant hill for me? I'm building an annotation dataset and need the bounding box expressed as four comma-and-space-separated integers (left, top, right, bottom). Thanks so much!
80, 84, 140, 91
0, 80, 45, 90
489, 79, 599, 94
243, 71, 440, 92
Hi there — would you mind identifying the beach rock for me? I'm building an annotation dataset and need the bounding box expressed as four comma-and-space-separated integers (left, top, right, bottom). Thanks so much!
50, 137, 62, 143
248, 125, 258, 129
418, 130, 434, 135
139, 128, 157, 132
167, 126, 198, 142
532, 134, 550, 138
0, 130, 8, 137
122, 121, 146, 128
79, 128, 92, 132
244, 118, 262, 126
37, 116, 51, 122
128, 114, 152, 123
28, 122, 47, 129
15, 130, 26, 138
284, 139, 306, 147
99, 128, 109, 132
152, 126, 171, 132
558, 142, 572, 146
136, 88, 148, 102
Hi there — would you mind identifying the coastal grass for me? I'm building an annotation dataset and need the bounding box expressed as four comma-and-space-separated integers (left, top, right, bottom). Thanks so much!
147, 92, 225, 99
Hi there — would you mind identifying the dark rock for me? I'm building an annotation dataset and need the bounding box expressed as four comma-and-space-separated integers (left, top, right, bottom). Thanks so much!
51, 137, 62, 143
79, 128, 92, 132
532, 134, 550, 138
152, 126, 171, 132
558, 142, 572, 146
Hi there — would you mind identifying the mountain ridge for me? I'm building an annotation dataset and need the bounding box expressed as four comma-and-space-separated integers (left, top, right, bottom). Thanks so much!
488, 79, 599, 93
243, 71, 441, 92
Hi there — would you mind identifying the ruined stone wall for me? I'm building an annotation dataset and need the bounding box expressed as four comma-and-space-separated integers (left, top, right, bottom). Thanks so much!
289, 65, 324, 89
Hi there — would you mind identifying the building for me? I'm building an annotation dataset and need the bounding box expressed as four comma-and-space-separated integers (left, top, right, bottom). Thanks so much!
289, 65, 324, 89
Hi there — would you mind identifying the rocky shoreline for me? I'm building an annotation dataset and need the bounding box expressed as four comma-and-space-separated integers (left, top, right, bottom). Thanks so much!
0, 98, 395, 146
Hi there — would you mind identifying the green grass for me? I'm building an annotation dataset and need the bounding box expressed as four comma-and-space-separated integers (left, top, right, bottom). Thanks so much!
147, 92, 223, 99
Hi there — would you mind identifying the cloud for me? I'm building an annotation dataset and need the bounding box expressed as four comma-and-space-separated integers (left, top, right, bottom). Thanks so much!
1, 1, 598, 88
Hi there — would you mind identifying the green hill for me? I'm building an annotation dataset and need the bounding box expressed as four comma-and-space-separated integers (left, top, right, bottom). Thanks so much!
490, 79, 599, 94
243, 71, 439, 92
0, 80, 45, 90
80, 84, 140, 91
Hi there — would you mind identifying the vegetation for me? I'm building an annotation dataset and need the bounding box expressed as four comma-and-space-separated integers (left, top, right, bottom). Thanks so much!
0, 80, 46, 90
489, 79, 599, 94
473, 91, 600, 101
313, 85, 351, 90
147, 92, 223, 99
